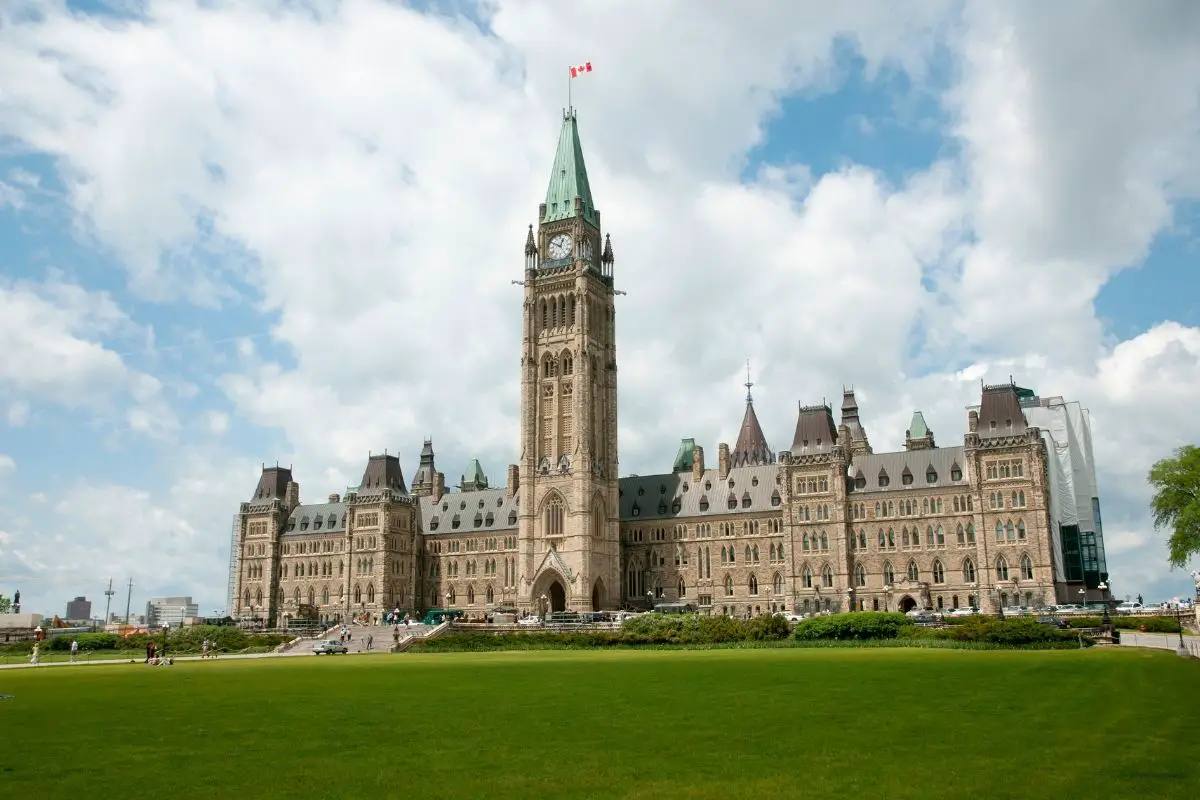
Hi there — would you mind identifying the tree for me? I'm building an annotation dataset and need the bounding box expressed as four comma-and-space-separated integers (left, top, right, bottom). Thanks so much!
0, 595, 11, 614
1148, 444, 1200, 568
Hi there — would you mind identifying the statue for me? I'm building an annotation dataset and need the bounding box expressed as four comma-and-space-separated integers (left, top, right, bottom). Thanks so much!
1191, 571, 1200, 592
12, 590, 19, 614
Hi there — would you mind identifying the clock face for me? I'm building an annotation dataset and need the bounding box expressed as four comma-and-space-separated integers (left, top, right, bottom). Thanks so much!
548, 234, 573, 261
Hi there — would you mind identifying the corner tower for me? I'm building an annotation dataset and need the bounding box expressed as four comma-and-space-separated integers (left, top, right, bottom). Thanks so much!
518, 109, 620, 615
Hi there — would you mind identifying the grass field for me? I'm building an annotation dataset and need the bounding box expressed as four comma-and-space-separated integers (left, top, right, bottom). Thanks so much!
3, 648, 1199, 799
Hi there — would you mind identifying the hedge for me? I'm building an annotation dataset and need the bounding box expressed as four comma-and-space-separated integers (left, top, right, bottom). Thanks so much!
0, 625, 291, 654
411, 613, 793, 653
1063, 615, 1182, 633
898, 617, 1093, 646
792, 612, 912, 641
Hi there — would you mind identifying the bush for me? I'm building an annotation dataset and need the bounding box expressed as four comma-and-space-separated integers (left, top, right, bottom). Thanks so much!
897, 617, 1092, 647
1062, 615, 1181, 633
793, 612, 912, 641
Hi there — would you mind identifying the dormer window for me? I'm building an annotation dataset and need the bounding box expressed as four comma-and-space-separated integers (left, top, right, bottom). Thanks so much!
459, 501, 466, 510
699, 495, 710, 512
751, 476, 759, 487
951, 465, 963, 481
704, 481, 711, 491
474, 514, 483, 527
299, 516, 309, 531
313, 517, 323, 530
854, 477, 866, 490
485, 512, 494, 526
770, 491, 781, 507
657, 501, 667, 514
442, 503, 449, 511
508, 511, 518, 525
451, 514, 461, 529
728, 479, 735, 489
990, 420, 997, 430
1006, 419, 1012, 428
878, 470, 890, 488
926, 468, 938, 484
727, 494, 737, 510
671, 498, 681, 513
901, 469, 914, 486
631, 503, 641, 517
327, 514, 336, 528
429, 517, 439, 531
659, 484, 667, 495
741, 492, 752, 509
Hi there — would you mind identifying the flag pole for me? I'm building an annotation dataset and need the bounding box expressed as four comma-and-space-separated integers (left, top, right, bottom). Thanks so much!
567, 66, 572, 114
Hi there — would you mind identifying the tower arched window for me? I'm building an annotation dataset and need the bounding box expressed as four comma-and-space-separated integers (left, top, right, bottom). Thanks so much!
932, 560, 945, 584
956, 524, 965, 545
854, 563, 867, 587
748, 574, 759, 595
1020, 554, 1034, 580
544, 495, 565, 537
963, 558, 976, 583
883, 562, 895, 585
906, 561, 919, 582
821, 564, 833, 588
724, 575, 734, 596
802, 564, 813, 588
996, 556, 1009, 581
773, 573, 784, 594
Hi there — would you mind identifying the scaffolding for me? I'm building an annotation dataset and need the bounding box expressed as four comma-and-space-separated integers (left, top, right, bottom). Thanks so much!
226, 514, 240, 616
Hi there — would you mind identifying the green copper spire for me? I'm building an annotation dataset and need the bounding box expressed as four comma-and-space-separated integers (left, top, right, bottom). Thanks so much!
907, 411, 929, 439
542, 110, 599, 228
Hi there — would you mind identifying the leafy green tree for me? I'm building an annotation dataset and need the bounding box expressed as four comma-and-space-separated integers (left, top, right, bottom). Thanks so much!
0, 595, 10, 614
1148, 444, 1200, 567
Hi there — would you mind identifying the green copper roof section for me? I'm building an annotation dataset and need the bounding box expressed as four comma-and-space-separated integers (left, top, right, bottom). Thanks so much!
461, 459, 488, 490
907, 411, 930, 439
542, 110, 599, 227
672, 438, 696, 473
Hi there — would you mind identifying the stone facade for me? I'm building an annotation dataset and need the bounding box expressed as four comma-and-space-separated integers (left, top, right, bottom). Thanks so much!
230, 110, 1081, 625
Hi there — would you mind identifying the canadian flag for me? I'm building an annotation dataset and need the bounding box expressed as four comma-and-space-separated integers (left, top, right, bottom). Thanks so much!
570, 62, 593, 78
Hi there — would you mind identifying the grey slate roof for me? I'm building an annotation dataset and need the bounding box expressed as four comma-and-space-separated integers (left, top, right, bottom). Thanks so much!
849, 447, 968, 493
283, 502, 347, 535
251, 466, 292, 502
419, 489, 519, 535
360, 453, 409, 495
977, 383, 1028, 438
790, 404, 839, 454
618, 464, 783, 522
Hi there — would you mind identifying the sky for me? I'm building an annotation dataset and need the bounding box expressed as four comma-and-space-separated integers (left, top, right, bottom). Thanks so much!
1, 0, 1199, 618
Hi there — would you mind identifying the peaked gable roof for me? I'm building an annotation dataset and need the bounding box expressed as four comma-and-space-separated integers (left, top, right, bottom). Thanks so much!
978, 383, 1028, 438
907, 411, 930, 439
730, 399, 774, 467
790, 403, 838, 454
542, 110, 599, 227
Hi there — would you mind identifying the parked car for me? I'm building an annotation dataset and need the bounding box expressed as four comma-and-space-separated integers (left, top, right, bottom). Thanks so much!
517, 616, 542, 627
1114, 602, 1144, 614
947, 607, 977, 618
312, 640, 348, 655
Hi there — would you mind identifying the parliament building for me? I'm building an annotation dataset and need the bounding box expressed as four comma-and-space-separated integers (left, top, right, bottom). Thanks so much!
230, 111, 1110, 625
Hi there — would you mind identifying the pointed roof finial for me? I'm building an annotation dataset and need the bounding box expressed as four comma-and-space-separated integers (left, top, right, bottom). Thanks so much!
744, 359, 754, 404
524, 224, 537, 256
601, 232, 613, 264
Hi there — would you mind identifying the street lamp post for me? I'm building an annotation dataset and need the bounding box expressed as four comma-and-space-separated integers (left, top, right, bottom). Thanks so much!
646, 590, 654, 611
161, 623, 170, 661
883, 584, 892, 613
846, 588, 854, 614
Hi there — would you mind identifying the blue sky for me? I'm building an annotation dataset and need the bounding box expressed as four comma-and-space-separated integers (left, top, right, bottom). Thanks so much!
2, 0, 1199, 617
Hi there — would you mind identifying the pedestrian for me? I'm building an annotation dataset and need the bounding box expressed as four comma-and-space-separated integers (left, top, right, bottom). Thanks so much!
70, 639, 79, 663
366, 633, 373, 651
30, 642, 40, 666
1137, 593, 1143, 605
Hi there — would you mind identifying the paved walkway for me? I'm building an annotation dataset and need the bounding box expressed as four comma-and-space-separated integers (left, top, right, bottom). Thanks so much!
1119, 631, 1200, 656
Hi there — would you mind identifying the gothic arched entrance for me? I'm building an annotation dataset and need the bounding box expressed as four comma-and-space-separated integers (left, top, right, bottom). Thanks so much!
549, 581, 566, 613
899, 595, 917, 613
591, 577, 606, 611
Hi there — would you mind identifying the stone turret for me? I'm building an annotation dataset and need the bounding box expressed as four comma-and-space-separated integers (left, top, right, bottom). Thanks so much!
718, 443, 730, 481
692, 445, 705, 484
506, 464, 519, 496
904, 411, 935, 451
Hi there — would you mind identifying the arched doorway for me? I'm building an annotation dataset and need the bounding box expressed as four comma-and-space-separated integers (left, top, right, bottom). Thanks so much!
591, 577, 606, 611
548, 581, 566, 613
899, 595, 917, 613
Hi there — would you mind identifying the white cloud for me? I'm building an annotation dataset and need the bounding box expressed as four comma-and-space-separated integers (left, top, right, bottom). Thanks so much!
6, 401, 29, 427
0, 276, 178, 435
206, 411, 229, 435
0, 454, 15, 476
0, 0, 1198, 608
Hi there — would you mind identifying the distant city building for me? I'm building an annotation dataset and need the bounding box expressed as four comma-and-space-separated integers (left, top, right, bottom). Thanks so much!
145, 597, 199, 628
65, 596, 92, 621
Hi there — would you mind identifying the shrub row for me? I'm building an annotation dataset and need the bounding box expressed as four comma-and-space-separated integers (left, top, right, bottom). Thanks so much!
0, 625, 291, 654
792, 612, 1093, 647
412, 613, 792, 653
1062, 615, 1182, 633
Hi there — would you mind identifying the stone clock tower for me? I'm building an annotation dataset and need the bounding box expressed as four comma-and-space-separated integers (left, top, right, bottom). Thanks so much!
517, 109, 620, 614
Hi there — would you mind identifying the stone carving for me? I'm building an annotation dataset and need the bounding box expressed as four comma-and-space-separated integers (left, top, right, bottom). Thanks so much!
558, 454, 572, 474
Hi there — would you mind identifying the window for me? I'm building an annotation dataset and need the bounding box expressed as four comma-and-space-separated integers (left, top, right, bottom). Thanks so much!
932, 560, 945, 584
963, 558, 976, 583
906, 561, 919, 582
1006, 521, 1015, 541
926, 468, 938, 484
802, 565, 813, 588
821, 564, 833, 588
724, 575, 734, 596
773, 573, 784, 595
854, 564, 866, 587
883, 562, 895, 585
749, 575, 759, 595
878, 470, 890, 488
1020, 554, 1034, 580
544, 495, 565, 537
996, 556, 1009, 581
951, 465, 962, 481
902, 470, 913, 486
1017, 520, 1026, 540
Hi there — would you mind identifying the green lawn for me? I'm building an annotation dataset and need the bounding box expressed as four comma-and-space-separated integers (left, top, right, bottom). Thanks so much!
2, 648, 1198, 799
